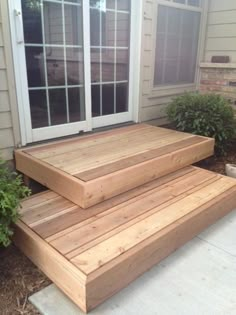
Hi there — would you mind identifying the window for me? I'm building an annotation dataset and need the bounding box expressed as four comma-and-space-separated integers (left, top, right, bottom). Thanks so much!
154, 1, 202, 86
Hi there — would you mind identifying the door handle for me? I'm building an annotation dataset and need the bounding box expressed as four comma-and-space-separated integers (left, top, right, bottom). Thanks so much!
14, 9, 24, 44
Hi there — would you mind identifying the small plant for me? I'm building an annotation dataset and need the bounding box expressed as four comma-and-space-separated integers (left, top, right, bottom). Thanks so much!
167, 93, 236, 155
0, 159, 31, 247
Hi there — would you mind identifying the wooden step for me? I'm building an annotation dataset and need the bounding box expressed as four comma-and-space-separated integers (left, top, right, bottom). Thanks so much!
14, 167, 236, 313
15, 124, 214, 208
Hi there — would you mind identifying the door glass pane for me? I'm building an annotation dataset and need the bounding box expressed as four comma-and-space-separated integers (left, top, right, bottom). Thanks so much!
117, 13, 130, 47
102, 84, 115, 115
90, 8, 100, 46
188, 0, 200, 7
117, 0, 130, 11
116, 83, 128, 113
25, 47, 45, 87
102, 49, 115, 82
174, 0, 185, 4
44, 2, 63, 45
68, 87, 85, 122
90, 0, 131, 117
102, 11, 115, 47
29, 90, 48, 128
107, 0, 115, 9
49, 89, 67, 125
46, 47, 65, 86
22, 0, 86, 129
91, 48, 101, 83
116, 49, 129, 81
65, 4, 83, 46
22, 0, 42, 44
91, 85, 101, 116
66, 48, 84, 85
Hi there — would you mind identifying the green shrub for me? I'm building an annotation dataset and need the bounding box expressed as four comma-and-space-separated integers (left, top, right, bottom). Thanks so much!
167, 93, 236, 155
0, 159, 31, 247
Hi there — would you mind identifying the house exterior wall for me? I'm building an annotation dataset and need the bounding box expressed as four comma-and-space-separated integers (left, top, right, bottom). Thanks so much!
204, 0, 236, 62
200, 0, 236, 105
2, 0, 236, 161
0, 1, 21, 160
138, 0, 205, 126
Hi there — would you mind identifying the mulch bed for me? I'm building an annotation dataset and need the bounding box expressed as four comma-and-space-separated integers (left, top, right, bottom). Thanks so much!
0, 138, 235, 315
0, 245, 51, 315
196, 139, 236, 175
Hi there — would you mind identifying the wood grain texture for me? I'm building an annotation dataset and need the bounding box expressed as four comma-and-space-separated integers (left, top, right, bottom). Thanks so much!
75, 136, 204, 181
33, 167, 195, 239
15, 150, 86, 207
82, 138, 214, 208
72, 177, 235, 274
13, 221, 87, 313
26, 124, 149, 158
50, 169, 217, 256
85, 186, 236, 312
15, 166, 236, 313
15, 125, 214, 208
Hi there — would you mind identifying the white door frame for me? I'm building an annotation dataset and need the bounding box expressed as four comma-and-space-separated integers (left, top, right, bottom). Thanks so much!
8, 0, 142, 145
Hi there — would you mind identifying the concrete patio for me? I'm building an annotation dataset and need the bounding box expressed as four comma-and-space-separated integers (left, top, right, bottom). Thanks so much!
30, 209, 236, 315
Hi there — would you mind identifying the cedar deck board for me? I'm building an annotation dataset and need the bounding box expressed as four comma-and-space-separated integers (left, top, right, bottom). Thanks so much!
15, 124, 215, 208
14, 167, 236, 313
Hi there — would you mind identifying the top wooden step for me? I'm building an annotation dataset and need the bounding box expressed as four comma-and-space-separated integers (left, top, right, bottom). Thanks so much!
15, 124, 214, 208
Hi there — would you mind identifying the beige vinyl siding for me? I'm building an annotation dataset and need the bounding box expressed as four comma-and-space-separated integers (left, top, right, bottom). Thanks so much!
139, 0, 198, 125
0, 1, 21, 160
204, 0, 236, 62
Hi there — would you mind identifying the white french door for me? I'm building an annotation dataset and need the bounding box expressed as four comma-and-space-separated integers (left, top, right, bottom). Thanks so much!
9, 0, 141, 144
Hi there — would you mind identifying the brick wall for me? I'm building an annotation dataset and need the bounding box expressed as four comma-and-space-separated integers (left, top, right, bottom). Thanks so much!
200, 63, 236, 109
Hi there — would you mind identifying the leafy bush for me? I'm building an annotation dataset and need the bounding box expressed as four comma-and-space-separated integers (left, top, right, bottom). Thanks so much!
0, 159, 31, 247
167, 93, 236, 155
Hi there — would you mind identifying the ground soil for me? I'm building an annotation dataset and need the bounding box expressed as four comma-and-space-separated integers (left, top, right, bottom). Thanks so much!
196, 139, 236, 175
0, 139, 235, 315
0, 245, 51, 315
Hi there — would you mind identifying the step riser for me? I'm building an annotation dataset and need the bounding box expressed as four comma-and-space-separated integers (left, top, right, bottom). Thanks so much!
86, 187, 236, 311
14, 221, 87, 313
15, 125, 214, 208
14, 186, 236, 313
15, 138, 214, 209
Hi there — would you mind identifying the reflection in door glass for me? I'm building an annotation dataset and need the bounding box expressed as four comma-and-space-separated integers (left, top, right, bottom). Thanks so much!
29, 90, 48, 128
90, 0, 131, 117
22, 0, 85, 128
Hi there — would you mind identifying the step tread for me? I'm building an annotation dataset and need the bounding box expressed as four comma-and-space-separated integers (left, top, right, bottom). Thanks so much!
15, 166, 236, 312
19, 167, 236, 274
15, 124, 215, 208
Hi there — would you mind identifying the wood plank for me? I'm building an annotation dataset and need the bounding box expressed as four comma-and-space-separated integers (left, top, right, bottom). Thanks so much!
16, 126, 215, 209
26, 124, 150, 159
42, 128, 181, 174
48, 168, 203, 242
38, 126, 159, 168
65, 173, 219, 259
22, 197, 77, 226
19, 191, 58, 212
67, 174, 219, 260
13, 221, 87, 313
33, 167, 196, 239
72, 177, 235, 274
75, 137, 205, 181
49, 169, 216, 256
82, 139, 214, 208
85, 186, 236, 312
15, 151, 86, 207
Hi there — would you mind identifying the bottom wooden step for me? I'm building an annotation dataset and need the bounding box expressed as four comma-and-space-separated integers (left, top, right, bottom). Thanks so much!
14, 166, 236, 313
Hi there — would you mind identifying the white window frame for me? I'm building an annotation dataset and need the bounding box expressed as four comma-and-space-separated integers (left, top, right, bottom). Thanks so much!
151, 0, 208, 93
8, 0, 142, 145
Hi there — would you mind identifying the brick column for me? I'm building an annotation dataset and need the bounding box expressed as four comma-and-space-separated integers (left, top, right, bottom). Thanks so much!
199, 63, 236, 108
